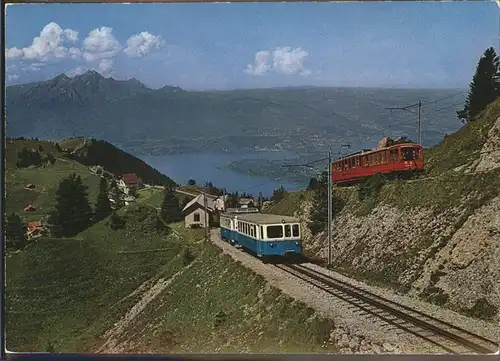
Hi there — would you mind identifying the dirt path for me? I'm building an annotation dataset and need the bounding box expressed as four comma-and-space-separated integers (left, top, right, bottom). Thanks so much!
96, 261, 194, 353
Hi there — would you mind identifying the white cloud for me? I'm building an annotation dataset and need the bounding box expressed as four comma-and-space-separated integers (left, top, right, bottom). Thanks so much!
8, 74, 20, 82
66, 58, 114, 78
26, 62, 45, 72
96, 59, 114, 76
245, 46, 311, 76
66, 66, 87, 77
6, 22, 80, 61
244, 50, 271, 76
83, 26, 121, 62
124, 32, 164, 58
6, 47, 23, 59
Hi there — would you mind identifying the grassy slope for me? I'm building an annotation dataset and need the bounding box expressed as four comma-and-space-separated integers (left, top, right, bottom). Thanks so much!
7, 198, 335, 353
268, 99, 500, 216
6, 141, 335, 353
6, 204, 187, 352
5, 139, 101, 221
122, 241, 334, 353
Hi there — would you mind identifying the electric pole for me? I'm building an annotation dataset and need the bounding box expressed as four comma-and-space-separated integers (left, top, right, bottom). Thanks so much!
280, 152, 332, 266
203, 187, 209, 241
418, 101, 422, 146
327, 149, 332, 266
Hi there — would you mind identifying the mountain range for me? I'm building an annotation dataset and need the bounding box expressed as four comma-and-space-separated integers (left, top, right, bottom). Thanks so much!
6, 70, 467, 155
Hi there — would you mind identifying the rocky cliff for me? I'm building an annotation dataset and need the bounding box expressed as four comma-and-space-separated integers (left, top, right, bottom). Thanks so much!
264, 100, 500, 323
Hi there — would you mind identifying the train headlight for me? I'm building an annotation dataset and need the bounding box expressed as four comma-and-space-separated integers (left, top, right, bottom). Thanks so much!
295, 242, 300, 246
270, 243, 275, 248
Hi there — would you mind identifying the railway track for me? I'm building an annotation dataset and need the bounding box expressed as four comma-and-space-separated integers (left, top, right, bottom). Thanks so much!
274, 263, 498, 354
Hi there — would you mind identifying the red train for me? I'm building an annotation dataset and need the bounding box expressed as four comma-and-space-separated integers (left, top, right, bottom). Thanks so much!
332, 140, 424, 185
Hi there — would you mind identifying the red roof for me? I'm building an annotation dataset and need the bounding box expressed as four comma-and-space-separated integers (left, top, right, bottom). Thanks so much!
121, 173, 140, 186
24, 205, 37, 212
28, 221, 42, 229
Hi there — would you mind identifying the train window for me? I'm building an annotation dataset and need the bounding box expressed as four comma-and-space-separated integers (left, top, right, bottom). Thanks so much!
267, 225, 283, 238
285, 225, 291, 237
292, 224, 300, 237
355, 157, 360, 167
382, 152, 387, 163
260, 226, 264, 239
401, 148, 415, 161
350, 158, 355, 168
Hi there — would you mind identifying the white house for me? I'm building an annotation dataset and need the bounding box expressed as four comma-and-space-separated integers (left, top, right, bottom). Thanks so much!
182, 194, 217, 229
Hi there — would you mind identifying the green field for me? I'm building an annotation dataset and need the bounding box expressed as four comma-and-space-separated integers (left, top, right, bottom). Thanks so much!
120, 243, 335, 353
5, 140, 101, 222
6, 204, 195, 352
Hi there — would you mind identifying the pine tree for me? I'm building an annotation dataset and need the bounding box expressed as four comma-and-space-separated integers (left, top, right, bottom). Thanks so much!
457, 47, 500, 123
272, 186, 287, 202
160, 186, 183, 223
5, 213, 27, 249
109, 179, 124, 209
94, 177, 112, 222
109, 211, 125, 230
48, 173, 94, 237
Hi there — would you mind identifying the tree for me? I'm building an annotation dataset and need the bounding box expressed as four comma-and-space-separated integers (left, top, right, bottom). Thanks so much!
108, 179, 124, 209
457, 47, 500, 123
307, 177, 319, 191
181, 197, 190, 211
188, 179, 196, 186
272, 186, 287, 202
45, 152, 56, 165
160, 186, 183, 223
16, 147, 42, 168
308, 171, 343, 235
94, 177, 112, 222
5, 213, 26, 249
226, 194, 238, 208
48, 173, 94, 237
109, 211, 125, 230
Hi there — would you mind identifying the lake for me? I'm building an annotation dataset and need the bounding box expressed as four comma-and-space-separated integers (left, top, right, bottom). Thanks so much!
139, 151, 306, 197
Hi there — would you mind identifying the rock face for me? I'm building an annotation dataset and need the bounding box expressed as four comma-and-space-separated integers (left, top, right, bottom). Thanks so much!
475, 116, 500, 173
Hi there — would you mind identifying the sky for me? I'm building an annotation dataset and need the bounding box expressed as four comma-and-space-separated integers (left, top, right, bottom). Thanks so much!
5, 2, 500, 90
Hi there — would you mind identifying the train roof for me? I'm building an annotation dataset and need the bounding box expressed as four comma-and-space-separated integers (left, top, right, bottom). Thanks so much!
232, 213, 300, 225
335, 142, 422, 161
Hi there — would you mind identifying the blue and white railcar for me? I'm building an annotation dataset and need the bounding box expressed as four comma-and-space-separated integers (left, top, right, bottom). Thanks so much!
220, 208, 259, 244
227, 213, 303, 258
220, 214, 236, 242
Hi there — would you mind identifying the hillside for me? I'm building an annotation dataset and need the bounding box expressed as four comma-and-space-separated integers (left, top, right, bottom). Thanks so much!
6, 71, 465, 155
6, 200, 335, 353
264, 99, 500, 323
65, 138, 177, 187
5, 137, 176, 220
5, 136, 336, 353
